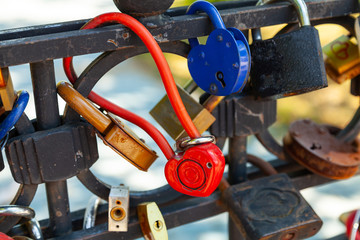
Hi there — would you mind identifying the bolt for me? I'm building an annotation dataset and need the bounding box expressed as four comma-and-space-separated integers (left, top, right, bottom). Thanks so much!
226, 42, 231, 47
200, 51, 205, 59
217, 35, 223, 42
209, 84, 218, 94
189, 57, 194, 63
232, 62, 239, 69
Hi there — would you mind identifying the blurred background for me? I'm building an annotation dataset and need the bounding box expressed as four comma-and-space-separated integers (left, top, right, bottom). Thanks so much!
0, 0, 360, 239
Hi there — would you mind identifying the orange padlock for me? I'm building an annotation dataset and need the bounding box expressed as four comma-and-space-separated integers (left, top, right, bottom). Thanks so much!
57, 81, 158, 171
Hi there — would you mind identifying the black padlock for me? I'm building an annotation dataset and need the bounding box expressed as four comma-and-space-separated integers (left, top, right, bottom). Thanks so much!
223, 173, 322, 240
210, 94, 276, 137
250, 0, 327, 99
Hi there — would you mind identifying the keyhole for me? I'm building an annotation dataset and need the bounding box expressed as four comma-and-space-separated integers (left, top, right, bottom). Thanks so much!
216, 71, 226, 88
153, 220, 163, 231
310, 142, 321, 150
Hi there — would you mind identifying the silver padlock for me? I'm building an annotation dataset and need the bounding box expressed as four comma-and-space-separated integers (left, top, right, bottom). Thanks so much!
108, 185, 129, 232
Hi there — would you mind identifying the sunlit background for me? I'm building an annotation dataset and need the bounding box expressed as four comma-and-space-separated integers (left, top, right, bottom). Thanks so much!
0, 0, 359, 239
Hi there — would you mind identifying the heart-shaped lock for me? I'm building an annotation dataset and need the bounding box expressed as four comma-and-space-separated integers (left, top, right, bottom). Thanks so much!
186, 1, 251, 96
165, 142, 225, 197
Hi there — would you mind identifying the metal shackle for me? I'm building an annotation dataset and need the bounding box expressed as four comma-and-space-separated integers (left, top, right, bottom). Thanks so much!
252, 0, 310, 41
186, 0, 226, 48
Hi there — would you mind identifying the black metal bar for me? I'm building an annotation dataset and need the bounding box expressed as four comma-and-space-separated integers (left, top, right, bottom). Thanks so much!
30, 61, 72, 237
227, 136, 248, 240
228, 136, 247, 184
0, 0, 357, 67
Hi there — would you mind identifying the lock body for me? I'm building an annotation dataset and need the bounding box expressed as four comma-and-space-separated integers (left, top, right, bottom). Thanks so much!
223, 174, 322, 239
108, 185, 129, 232
283, 119, 360, 179
165, 142, 225, 197
137, 202, 168, 240
186, 1, 251, 96
0, 68, 16, 111
188, 28, 250, 96
323, 35, 360, 83
251, 27, 327, 99
57, 81, 158, 171
150, 84, 215, 140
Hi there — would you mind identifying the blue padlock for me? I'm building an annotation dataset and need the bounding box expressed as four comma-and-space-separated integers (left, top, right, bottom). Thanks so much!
0, 90, 29, 140
186, 0, 251, 96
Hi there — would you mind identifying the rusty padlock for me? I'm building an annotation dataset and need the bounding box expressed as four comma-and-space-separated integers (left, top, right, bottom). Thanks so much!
57, 81, 158, 171
137, 202, 168, 240
283, 119, 360, 179
222, 174, 322, 240
0, 67, 16, 112
150, 81, 222, 140
323, 35, 360, 84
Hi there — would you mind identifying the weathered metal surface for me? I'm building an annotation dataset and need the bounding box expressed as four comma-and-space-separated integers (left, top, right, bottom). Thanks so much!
283, 119, 360, 179
223, 173, 322, 240
5, 122, 98, 184
30, 60, 72, 237
256, 129, 286, 161
210, 95, 277, 137
113, 0, 175, 17
250, 26, 327, 99
0, 0, 357, 67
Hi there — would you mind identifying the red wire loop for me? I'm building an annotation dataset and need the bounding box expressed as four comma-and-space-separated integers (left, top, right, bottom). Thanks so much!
63, 12, 201, 159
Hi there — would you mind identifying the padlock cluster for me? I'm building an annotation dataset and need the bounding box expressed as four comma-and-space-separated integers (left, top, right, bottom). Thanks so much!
1, 0, 360, 239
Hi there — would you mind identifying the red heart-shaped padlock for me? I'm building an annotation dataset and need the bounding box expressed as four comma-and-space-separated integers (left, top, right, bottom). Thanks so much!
165, 142, 225, 197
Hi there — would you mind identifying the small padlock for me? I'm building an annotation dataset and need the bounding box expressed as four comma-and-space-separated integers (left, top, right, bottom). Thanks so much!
0, 68, 17, 111
186, 0, 251, 96
223, 173, 322, 240
57, 81, 158, 171
250, 0, 327, 99
137, 202, 168, 240
150, 82, 220, 140
108, 185, 129, 232
323, 35, 360, 84
165, 136, 225, 197
283, 119, 360, 179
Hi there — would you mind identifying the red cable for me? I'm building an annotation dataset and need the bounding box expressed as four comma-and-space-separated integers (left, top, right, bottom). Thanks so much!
63, 12, 201, 159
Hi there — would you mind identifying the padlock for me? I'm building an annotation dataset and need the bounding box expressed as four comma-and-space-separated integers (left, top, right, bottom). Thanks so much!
150, 82, 221, 140
108, 185, 129, 232
339, 209, 360, 240
137, 202, 168, 240
0, 233, 12, 240
283, 119, 360, 179
250, 0, 327, 99
0, 68, 17, 111
186, 0, 251, 96
323, 35, 360, 84
222, 173, 322, 240
0, 205, 43, 240
165, 136, 225, 197
57, 81, 157, 171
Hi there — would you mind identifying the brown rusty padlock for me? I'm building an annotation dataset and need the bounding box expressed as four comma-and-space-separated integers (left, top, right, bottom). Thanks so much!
283, 119, 360, 179
150, 80, 223, 140
57, 81, 157, 171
